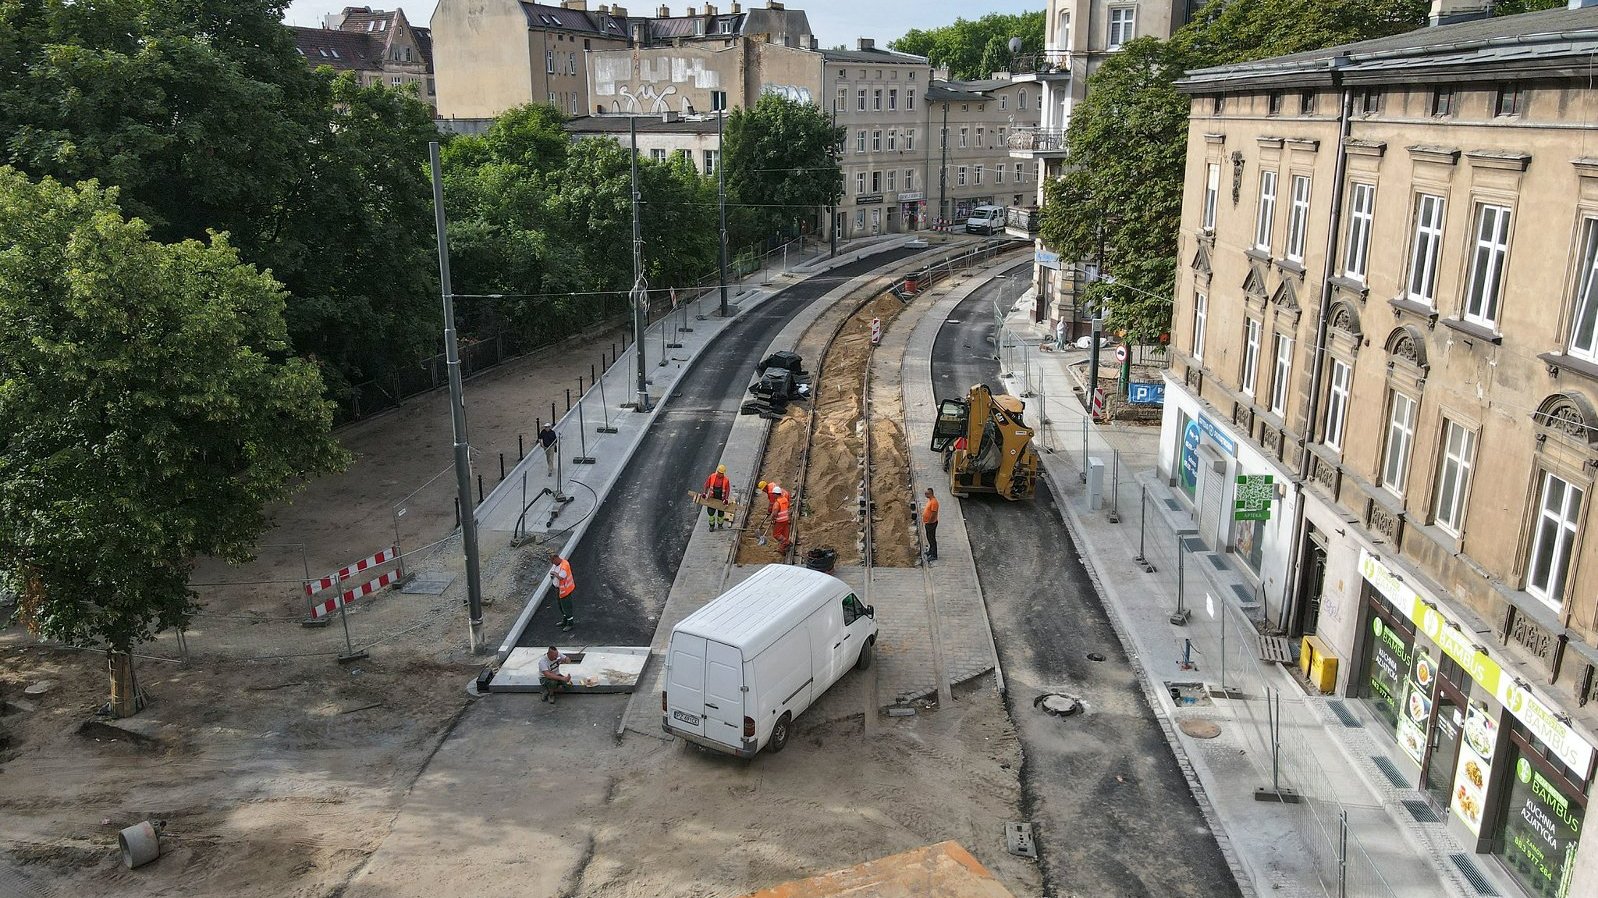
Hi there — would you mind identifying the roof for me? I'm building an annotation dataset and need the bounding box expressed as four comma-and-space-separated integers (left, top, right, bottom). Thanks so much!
521, 2, 629, 38
292, 27, 383, 72
1181, 6, 1598, 91
673, 565, 850, 657
566, 114, 721, 135
926, 77, 1016, 101
821, 47, 928, 66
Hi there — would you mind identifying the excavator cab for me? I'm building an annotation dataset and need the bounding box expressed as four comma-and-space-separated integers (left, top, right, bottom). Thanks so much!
932, 385, 1039, 501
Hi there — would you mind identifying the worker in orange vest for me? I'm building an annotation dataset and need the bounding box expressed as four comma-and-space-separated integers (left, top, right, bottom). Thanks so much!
702, 464, 732, 531
922, 487, 940, 562
771, 489, 792, 553
550, 554, 576, 630
758, 479, 784, 509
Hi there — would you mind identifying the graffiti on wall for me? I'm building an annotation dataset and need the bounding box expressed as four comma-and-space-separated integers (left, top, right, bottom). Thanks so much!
761, 83, 812, 103
616, 83, 679, 114
592, 52, 723, 113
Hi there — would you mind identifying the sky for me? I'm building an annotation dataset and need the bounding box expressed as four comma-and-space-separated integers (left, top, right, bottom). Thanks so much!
281, 0, 1044, 46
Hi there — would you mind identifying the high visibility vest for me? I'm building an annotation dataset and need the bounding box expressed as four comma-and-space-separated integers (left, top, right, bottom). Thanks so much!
552, 559, 575, 598
774, 494, 791, 523
705, 472, 729, 497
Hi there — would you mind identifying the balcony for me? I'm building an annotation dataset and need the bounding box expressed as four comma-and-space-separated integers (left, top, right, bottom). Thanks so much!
1008, 127, 1067, 158
1009, 50, 1073, 81
1005, 206, 1040, 238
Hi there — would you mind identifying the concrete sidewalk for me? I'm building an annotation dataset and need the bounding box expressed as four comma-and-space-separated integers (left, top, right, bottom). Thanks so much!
994, 301, 1499, 898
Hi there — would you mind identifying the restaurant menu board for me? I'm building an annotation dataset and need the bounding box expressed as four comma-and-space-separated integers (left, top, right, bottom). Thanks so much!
1396, 651, 1435, 766
1451, 705, 1497, 836
1501, 752, 1583, 898
1368, 617, 1409, 731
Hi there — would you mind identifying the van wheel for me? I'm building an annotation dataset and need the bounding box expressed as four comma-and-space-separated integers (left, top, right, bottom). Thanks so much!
855, 639, 874, 671
769, 713, 792, 753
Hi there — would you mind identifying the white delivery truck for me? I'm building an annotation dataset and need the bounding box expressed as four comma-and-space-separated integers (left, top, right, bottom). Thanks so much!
662, 564, 877, 757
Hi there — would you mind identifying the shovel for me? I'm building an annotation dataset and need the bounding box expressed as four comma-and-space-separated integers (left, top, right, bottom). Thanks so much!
755, 516, 772, 546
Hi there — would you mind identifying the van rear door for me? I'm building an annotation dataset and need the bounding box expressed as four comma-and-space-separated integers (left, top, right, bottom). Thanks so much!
702, 640, 746, 748
666, 632, 708, 738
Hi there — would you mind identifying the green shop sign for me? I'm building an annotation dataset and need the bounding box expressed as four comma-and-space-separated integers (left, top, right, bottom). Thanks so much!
1234, 474, 1274, 521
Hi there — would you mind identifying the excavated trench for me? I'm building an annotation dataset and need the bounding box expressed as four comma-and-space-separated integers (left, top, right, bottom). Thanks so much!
736, 285, 918, 568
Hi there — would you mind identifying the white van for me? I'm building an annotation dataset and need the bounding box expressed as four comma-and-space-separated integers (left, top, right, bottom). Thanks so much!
964, 205, 1005, 235
662, 565, 877, 757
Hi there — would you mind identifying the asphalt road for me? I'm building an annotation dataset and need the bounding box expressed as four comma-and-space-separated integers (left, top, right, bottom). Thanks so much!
932, 270, 1241, 898
518, 247, 926, 648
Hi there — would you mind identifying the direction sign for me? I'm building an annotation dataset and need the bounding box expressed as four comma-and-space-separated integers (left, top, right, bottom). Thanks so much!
1234, 474, 1275, 521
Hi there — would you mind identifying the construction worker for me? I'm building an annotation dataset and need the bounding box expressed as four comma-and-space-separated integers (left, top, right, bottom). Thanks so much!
758, 479, 785, 510
537, 645, 572, 703
702, 464, 732, 531
771, 489, 792, 553
550, 554, 576, 630
922, 487, 940, 562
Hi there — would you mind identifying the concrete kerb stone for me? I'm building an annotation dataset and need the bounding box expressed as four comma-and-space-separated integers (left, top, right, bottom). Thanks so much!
491, 236, 925, 663
613, 244, 967, 740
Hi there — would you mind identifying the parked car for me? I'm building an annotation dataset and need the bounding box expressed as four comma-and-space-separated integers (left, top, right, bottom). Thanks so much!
662, 565, 877, 757
963, 205, 1005, 235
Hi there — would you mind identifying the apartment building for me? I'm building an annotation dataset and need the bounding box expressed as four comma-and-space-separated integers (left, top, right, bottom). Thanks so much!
1162, 8, 1598, 894
431, 0, 630, 121
291, 6, 437, 108
822, 42, 933, 238
1013, 0, 1193, 330
926, 77, 1038, 225
565, 113, 721, 175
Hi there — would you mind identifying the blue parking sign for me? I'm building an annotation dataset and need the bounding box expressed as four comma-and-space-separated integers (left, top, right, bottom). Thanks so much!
1128, 382, 1165, 405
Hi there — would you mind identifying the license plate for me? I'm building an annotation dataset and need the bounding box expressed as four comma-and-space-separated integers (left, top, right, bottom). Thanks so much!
672, 709, 701, 726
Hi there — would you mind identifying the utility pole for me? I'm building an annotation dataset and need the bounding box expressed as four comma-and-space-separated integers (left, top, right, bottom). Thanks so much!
717, 108, 730, 318
829, 107, 838, 259
629, 118, 651, 411
427, 142, 485, 653
938, 101, 949, 228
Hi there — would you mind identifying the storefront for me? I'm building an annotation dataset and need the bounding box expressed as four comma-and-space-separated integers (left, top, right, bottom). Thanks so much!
1354, 550, 1595, 897
898, 192, 925, 230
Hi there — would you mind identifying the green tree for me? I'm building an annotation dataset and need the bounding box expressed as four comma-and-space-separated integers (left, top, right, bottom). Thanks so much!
0, 169, 347, 715
723, 94, 843, 244
891, 12, 1045, 80
1492, 0, 1565, 15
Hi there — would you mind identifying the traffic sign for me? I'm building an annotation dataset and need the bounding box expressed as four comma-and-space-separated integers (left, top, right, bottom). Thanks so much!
1114, 345, 1128, 363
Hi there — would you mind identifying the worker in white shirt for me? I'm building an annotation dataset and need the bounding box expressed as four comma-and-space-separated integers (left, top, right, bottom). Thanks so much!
537, 645, 572, 703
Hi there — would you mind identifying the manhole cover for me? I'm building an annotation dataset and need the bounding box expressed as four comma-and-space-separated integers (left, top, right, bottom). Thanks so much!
1087, 652, 1106, 662
1179, 719, 1222, 739
1034, 693, 1084, 717
23, 681, 55, 696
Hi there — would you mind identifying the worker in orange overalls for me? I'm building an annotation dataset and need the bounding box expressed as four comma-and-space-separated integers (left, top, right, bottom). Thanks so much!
550, 554, 576, 631
771, 489, 792, 553
702, 464, 732, 531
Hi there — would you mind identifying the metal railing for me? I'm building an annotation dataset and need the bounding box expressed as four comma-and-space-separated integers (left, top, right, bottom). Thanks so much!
1007, 127, 1068, 153
1010, 49, 1073, 76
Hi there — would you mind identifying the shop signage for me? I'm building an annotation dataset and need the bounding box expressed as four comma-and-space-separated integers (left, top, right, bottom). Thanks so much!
1395, 649, 1433, 767
1450, 704, 1497, 836
897, 191, 924, 201
1234, 474, 1274, 521
857, 193, 884, 205
1359, 549, 1596, 777
1197, 413, 1237, 456
1035, 249, 1061, 270
1503, 754, 1582, 897
1128, 382, 1165, 405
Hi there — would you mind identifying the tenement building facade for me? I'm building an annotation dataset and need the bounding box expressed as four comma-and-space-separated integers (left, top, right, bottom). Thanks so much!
1162, 8, 1598, 894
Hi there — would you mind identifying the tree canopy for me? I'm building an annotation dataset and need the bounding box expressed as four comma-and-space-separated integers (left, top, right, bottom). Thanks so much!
0, 169, 346, 711
722, 93, 843, 243
1038, 0, 1429, 343
891, 12, 1045, 80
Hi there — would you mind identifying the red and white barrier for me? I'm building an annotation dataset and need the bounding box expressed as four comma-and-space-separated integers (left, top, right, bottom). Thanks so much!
308, 569, 404, 620
304, 546, 401, 596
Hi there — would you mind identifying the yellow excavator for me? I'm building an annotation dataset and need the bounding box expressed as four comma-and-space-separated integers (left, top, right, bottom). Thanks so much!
930, 384, 1039, 500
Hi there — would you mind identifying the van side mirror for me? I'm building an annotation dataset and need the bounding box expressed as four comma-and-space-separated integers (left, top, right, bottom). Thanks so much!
866, 605, 875, 618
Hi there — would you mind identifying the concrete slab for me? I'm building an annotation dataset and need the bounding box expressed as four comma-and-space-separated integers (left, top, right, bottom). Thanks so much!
491, 646, 648, 693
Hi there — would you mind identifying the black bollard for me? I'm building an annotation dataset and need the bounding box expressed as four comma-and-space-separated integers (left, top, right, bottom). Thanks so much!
477, 474, 484, 503
565, 388, 571, 412
519, 434, 524, 460
499, 453, 505, 481
551, 402, 557, 424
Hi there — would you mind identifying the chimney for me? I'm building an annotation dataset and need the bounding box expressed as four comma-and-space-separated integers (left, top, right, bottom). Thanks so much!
598, 2, 609, 10
685, 4, 697, 15
730, 0, 740, 11
662, 110, 679, 122
611, 5, 627, 15
704, 3, 717, 14
1427, 0, 1490, 25
856, 37, 874, 51
766, 0, 783, 8
561, 0, 588, 9
658, 4, 670, 16
808, 35, 818, 50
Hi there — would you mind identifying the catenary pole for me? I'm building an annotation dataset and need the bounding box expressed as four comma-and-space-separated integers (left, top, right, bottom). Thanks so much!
717, 107, 731, 318
938, 101, 949, 227
630, 117, 651, 410
428, 141, 485, 653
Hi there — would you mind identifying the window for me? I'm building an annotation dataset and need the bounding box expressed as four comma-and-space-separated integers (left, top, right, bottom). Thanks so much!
1495, 84, 1522, 117
1019, 89, 1027, 110
843, 594, 864, 625
957, 166, 968, 187
959, 127, 969, 148
906, 129, 916, 150
907, 90, 915, 110
393, 76, 402, 85
873, 88, 882, 111
711, 90, 727, 112
887, 131, 897, 151
886, 170, 896, 191
1344, 182, 1375, 281
1568, 219, 1598, 360
1000, 94, 1008, 110
720, 17, 733, 34
547, 50, 555, 73
1432, 420, 1477, 535
977, 127, 985, 147
871, 171, 881, 192
1269, 335, 1293, 417
569, 52, 577, 74
1016, 162, 1025, 182
1058, 11, 1071, 48
650, 148, 668, 162
1431, 88, 1455, 117
1299, 90, 1316, 115
857, 172, 866, 194
995, 165, 1004, 184
1192, 292, 1208, 361
905, 169, 914, 190
998, 126, 1007, 144
857, 130, 867, 153
1213, 95, 1225, 115
1241, 318, 1261, 397
858, 88, 867, 111
836, 87, 846, 112
1203, 163, 1219, 230
1381, 392, 1417, 494
1357, 89, 1382, 115
1463, 204, 1512, 329
1267, 92, 1283, 116
1527, 472, 1584, 608
1254, 171, 1278, 251
1286, 175, 1311, 262
872, 130, 882, 151
702, 150, 719, 175
974, 164, 983, 185
889, 88, 898, 110
1407, 194, 1446, 306
855, 210, 865, 229
1108, 6, 1135, 49
1323, 360, 1352, 451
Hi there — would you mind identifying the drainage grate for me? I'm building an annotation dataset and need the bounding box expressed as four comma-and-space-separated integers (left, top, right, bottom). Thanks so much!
1005, 821, 1038, 858
1231, 584, 1255, 604
1402, 799, 1439, 823
1206, 553, 1227, 570
1371, 755, 1409, 789
1164, 499, 1182, 511
1328, 700, 1363, 728
1180, 536, 1206, 553
1450, 853, 1500, 896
